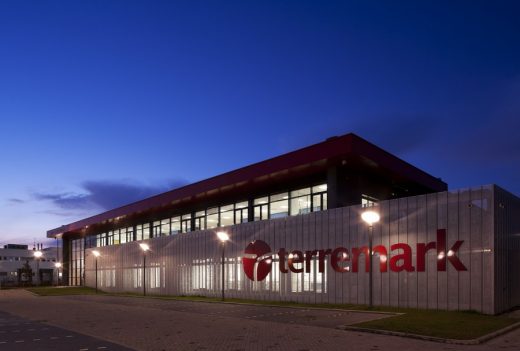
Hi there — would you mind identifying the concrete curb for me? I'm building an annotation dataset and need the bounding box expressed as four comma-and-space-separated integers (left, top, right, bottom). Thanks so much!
337, 320, 520, 345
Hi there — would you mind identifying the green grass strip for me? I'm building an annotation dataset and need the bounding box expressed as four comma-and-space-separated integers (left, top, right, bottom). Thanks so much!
27, 286, 101, 296
353, 309, 518, 340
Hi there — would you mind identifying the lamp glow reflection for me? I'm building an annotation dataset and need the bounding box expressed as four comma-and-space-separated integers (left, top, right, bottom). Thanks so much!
139, 243, 150, 296
216, 231, 229, 301
33, 250, 42, 286
92, 250, 100, 293
361, 208, 380, 308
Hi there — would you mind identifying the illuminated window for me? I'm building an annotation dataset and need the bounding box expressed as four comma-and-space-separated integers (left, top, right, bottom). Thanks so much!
234, 201, 248, 223
171, 216, 181, 234
312, 184, 327, 212
290, 188, 311, 215
152, 221, 161, 237
362, 194, 378, 208
219, 204, 234, 227
254, 197, 269, 221
160, 219, 170, 236
206, 207, 218, 229
181, 214, 191, 233
270, 192, 289, 219
194, 211, 206, 231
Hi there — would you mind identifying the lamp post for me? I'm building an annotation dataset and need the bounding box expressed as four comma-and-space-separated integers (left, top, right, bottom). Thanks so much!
33, 250, 42, 286
55, 262, 62, 286
139, 243, 150, 296
361, 209, 380, 308
92, 250, 100, 293
216, 231, 230, 301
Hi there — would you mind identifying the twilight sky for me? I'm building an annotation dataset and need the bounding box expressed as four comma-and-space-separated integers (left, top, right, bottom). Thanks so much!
1, 1, 519, 247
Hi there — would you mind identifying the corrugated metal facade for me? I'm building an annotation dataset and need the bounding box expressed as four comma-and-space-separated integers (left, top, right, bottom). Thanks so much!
84, 185, 519, 314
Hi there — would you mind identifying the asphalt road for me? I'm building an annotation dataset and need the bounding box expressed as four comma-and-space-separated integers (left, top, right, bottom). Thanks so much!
0, 310, 134, 351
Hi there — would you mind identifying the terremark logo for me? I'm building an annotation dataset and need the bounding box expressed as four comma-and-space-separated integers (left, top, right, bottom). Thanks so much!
242, 229, 468, 282
242, 240, 273, 281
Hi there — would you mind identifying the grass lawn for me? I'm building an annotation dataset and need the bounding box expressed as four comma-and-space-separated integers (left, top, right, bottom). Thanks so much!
25, 287, 518, 340
352, 309, 518, 340
27, 286, 101, 296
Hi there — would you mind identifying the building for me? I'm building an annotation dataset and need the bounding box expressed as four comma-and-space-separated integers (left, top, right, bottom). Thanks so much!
0, 244, 59, 287
47, 133, 519, 314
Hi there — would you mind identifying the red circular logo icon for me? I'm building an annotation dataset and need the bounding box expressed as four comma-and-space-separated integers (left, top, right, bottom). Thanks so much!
242, 240, 272, 281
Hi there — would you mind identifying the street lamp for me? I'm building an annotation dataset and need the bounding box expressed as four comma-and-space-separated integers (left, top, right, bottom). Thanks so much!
361, 209, 380, 308
92, 250, 100, 293
216, 231, 229, 301
139, 243, 150, 296
33, 250, 43, 286
55, 262, 62, 286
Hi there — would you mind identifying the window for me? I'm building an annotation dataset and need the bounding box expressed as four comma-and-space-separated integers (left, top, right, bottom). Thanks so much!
219, 204, 234, 227
362, 194, 378, 208
312, 184, 327, 212
181, 213, 192, 233
96, 233, 106, 247
206, 207, 218, 229
107, 231, 114, 245
120, 228, 127, 244
152, 221, 161, 237
160, 219, 170, 236
290, 188, 311, 216
136, 223, 150, 241
194, 211, 205, 231
69, 238, 84, 286
126, 227, 134, 242
270, 192, 289, 219
234, 201, 248, 223
171, 216, 181, 234
254, 196, 269, 221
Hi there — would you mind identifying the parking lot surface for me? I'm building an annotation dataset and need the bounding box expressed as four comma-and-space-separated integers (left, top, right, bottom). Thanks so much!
0, 290, 518, 351
0, 309, 134, 351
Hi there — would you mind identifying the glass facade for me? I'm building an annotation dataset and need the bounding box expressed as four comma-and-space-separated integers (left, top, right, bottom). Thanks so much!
86, 183, 329, 250
69, 238, 84, 286
71, 183, 330, 286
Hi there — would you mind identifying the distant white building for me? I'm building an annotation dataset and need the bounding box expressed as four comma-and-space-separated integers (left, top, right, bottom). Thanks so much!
0, 244, 60, 287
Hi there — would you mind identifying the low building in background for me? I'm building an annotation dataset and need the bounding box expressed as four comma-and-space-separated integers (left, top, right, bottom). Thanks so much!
0, 244, 60, 287
46, 133, 520, 314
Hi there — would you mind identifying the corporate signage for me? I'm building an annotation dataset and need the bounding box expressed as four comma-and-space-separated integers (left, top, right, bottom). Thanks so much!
242, 229, 467, 281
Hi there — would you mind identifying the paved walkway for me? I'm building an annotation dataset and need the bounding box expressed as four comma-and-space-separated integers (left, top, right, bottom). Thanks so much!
0, 290, 519, 351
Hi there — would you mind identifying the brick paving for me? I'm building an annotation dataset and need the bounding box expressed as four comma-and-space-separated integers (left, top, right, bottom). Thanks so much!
0, 290, 518, 351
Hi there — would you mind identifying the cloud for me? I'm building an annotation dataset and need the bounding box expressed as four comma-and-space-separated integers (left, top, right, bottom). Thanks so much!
33, 192, 91, 209
33, 178, 187, 213
7, 198, 25, 204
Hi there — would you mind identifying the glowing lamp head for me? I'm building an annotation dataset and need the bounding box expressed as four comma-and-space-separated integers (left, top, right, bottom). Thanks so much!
55, 262, 62, 268
139, 243, 150, 252
216, 231, 230, 242
361, 210, 380, 226
33, 250, 43, 258
92, 250, 101, 258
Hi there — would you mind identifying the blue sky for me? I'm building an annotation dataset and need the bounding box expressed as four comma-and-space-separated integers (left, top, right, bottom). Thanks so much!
1, 0, 519, 247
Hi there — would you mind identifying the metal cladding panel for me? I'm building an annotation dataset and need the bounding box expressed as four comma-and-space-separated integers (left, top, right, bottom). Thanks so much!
83, 186, 509, 314
493, 186, 520, 314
